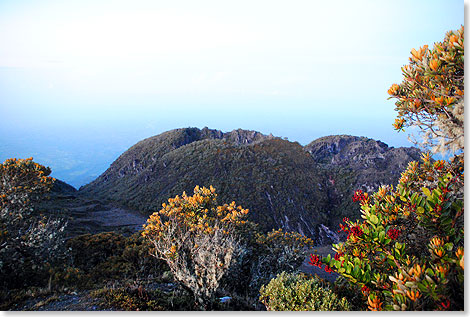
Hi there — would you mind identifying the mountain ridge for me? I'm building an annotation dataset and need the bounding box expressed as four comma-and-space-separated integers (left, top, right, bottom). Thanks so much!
78, 127, 422, 244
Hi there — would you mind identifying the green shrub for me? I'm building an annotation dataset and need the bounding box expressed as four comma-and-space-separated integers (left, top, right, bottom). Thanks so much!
322, 154, 464, 310
259, 272, 350, 311
65, 231, 167, 289
92, 284, 196, 311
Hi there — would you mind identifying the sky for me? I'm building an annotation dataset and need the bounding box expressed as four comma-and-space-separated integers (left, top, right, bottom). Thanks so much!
0, 0, 465, 187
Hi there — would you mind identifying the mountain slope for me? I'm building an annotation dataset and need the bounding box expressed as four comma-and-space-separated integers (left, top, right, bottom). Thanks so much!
79, 128, 422, 244
304, 135, 423, 229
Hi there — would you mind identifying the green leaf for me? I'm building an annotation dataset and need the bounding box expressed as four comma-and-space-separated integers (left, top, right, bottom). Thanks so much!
326, 254, 331, 262
379, 230, 385, 243
370, 215, 379, 225
422, 187, 431, 198
353, 265, 360, 277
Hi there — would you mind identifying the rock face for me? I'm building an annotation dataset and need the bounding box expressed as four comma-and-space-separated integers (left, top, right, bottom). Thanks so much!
79, 128, 422, 245
304, 135, 422, 233
305, 134, 422, 191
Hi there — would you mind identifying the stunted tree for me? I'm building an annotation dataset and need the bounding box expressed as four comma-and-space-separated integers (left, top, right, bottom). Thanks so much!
388, 25, 464, 155
0, 158, 67, 289
142, 185, 248, 309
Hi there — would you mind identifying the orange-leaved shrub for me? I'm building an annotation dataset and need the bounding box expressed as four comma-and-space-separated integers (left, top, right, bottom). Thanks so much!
142, 185, 248, 309
322, 153, 463, 310
388, 26, 464, 155
142, 185, 316, 309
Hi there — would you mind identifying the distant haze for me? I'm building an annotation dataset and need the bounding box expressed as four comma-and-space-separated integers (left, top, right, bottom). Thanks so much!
0, 0, 464, 188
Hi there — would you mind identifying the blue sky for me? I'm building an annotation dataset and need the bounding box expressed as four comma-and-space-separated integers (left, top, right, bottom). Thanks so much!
0, 0, 464, 187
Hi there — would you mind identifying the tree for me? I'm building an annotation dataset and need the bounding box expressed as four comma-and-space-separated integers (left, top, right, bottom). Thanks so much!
0, 158, 67, 289
142, 185, 247, 309
388, 26, 464, 155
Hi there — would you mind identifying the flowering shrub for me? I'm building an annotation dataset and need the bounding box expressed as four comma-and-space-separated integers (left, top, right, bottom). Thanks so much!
142, 185, 248, 309
259, 272, 350, 311
0, 158, 67, 290
322, 153, 464, 310
142, 186, 317, 308
388, 26, 464, 154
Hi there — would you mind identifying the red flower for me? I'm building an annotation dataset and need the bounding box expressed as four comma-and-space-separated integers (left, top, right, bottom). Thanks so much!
352, 190, 366, 202
308, 254, 322, 268
338, 223, 349, 233
361, 285, 370, 295
440, 300, 450, 310
350, 225, 364, 237
324, 265, 333, 274
387, 228, 401, 240
334, 252, 343, 260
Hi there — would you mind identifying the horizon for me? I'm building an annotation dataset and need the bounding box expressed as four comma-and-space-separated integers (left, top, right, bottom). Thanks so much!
0, 0, 464, 187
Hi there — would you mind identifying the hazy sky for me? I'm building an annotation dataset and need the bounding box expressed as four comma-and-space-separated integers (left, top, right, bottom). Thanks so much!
0, 0, 464, 187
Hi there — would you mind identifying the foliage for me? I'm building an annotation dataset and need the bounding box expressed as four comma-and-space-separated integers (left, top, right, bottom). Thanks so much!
65, 231, 166, 289
142, 185, 317, 308
142, 185, 248, 309
259, 272, 350, 311
247, 229, 314, 293
91, 283, 196, 311
81, 128, 350, 239
322, 153, 464, 310
0, 158, 67, 290
388, 26, 464, 155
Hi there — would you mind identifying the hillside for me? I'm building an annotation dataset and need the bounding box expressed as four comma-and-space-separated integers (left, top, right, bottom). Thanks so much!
79, 128, 422, 244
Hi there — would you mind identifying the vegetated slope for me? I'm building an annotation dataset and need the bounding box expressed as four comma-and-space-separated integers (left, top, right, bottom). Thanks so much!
79, 127, 421, 245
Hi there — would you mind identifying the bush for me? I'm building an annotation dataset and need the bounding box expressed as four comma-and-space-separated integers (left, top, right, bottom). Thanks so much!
322, 154, 464, 310
259, 272, 350, 311
65, 231, 166, 289
247, 229, 314, 294
0, 158, 67, 290
388, 26, 464, 155
142, 185, 247, 309
92, 283, 196, 311
142, 186, 317, 309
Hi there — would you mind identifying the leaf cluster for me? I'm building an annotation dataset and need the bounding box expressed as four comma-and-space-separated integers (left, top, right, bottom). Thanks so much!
323, 154, 464, 310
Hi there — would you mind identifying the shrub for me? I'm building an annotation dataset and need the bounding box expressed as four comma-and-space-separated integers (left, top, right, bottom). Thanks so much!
388, 26, 464, 155
66, 231, 166, 289
247, 229, 314, 293
142, 185, 247, 309
322, 153, 464, 310
91, 283, 196, 311
0, 158, 67, 290
142, 186, 317, 309
259, 272, 350, 311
